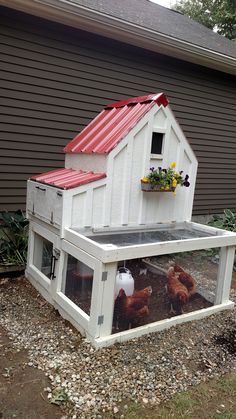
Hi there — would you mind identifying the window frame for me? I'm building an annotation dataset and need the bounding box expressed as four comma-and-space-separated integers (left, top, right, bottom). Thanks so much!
150, 128, 166, 159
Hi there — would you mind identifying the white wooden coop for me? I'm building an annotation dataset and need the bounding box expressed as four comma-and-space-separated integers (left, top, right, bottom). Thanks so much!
26, 93, 236, 348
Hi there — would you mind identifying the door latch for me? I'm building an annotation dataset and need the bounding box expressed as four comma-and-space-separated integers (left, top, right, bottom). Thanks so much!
49, 248, 60, 280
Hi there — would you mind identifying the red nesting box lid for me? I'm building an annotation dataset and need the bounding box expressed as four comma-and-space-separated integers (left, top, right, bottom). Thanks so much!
31, 168, 106, 190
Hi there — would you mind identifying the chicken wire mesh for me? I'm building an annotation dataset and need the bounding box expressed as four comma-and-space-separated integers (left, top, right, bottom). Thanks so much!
112, 249, 219, 334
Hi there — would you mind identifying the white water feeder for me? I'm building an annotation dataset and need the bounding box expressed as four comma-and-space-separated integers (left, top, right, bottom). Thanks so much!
115, 268, 134, 298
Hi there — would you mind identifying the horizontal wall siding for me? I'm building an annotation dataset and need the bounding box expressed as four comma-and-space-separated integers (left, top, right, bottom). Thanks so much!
0, 7, 236, 214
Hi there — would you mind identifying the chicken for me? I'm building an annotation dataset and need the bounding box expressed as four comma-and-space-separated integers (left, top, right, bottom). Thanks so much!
133, 285, 152, 303
170, 262, 196, 296
114, 286, 152, 330
166, 266, 189, 315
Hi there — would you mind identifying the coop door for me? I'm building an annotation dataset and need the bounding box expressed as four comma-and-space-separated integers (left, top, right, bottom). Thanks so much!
27, 223, 59, 293
55, 240, 102, 332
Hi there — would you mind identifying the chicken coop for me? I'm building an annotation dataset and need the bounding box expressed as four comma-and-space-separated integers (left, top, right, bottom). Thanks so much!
26, 92, 236, 348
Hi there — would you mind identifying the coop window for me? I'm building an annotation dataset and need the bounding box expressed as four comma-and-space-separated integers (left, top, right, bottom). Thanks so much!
33, 234, 53, 279
151, 132, 164, 155
63, 254, 94, 316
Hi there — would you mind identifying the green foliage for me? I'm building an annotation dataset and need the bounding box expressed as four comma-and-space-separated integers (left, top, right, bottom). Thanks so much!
173, 0, 236, 41
216, 375, 236, 396
0, 210, 28, 267
208, 209, 236, 267
171, 392, 197, 416
208, 209, 236, 232
50, 388, 68, 405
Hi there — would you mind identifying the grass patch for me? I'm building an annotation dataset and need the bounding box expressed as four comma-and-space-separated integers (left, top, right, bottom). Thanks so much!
115, 371, 236, 419
216, 376, 236, 396
213, 410, 236, 419
123, 401, 144, 418
165, 392, 197, 417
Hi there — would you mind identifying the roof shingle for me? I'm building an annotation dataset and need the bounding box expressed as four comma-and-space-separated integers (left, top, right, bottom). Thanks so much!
67, 0, 236, 59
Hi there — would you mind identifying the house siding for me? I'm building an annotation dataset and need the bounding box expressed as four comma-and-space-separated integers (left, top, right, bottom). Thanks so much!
0, 7, 236, 215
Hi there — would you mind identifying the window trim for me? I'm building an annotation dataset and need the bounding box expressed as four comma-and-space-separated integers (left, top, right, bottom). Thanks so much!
150, 128, 166, 159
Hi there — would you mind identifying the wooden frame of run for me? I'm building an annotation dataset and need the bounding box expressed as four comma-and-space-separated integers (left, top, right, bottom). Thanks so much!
25, 220, 236, 347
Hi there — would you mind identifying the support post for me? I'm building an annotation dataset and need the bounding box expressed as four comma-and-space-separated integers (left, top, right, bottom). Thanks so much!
215, 245, 235, 305
95, 262, 117, 339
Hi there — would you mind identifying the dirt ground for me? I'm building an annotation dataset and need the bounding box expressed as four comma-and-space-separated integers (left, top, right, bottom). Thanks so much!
0, 325, 65, 419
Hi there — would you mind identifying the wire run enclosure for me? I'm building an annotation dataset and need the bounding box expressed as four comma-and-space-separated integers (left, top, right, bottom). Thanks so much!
26, 93, 236, 347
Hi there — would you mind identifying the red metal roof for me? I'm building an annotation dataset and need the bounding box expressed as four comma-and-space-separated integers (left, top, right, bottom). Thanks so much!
31, 168, 106, 190
64, 92, 169, 154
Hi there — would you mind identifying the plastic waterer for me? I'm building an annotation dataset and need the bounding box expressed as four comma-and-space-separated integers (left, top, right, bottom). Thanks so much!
115, 267, 134, 298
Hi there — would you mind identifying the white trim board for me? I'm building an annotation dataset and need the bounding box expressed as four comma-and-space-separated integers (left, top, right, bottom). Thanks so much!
92, 301, 234, 348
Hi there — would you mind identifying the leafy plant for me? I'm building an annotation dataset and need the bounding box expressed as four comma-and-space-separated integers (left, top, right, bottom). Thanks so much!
208, 209, 236, 232
208, 209, 236, 268
0, 210, 28, 267
50, 388, 68, 405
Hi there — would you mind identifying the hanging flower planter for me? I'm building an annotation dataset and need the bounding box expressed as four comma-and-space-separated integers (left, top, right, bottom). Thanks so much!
141, 181, 175, 192
141, 162, 190, 194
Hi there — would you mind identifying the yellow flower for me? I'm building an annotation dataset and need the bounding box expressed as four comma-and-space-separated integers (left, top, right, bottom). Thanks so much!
141, 176, 149, 183
172, 178, 177, 187
170, 162, 176, 169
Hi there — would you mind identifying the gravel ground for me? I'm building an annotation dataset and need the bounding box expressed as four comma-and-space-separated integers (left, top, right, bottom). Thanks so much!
0, 276, 236, 418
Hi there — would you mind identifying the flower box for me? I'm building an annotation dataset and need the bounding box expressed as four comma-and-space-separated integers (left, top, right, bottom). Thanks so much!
141, 162, 190, 194
141, 181, 175, 192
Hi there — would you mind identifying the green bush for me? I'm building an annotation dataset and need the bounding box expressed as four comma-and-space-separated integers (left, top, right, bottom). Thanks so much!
208, 209, 236, 232
0, 210, 28, 267
208, 209, 236, 268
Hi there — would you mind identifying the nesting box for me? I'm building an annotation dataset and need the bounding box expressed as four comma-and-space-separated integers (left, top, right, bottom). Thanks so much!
26, 93, 236, 347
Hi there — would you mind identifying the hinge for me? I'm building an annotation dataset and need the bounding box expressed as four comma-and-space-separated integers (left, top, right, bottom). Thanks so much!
97, 315, 104, 325
102, 271, 108, 281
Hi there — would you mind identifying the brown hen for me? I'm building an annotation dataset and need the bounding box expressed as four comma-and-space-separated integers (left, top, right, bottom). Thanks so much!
171, 262, 196, 296
114, 286, 152, 330
166, 266, 189, 315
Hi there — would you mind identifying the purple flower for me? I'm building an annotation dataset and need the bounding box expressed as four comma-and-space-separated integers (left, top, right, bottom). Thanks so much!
185, 174, 189, 180
162, 169, 167, 173
179, 171, 183, 175
158, 167, 162, 171
150, 167, 155, 172
155, 176, 160, 181
183, 181, 190, 187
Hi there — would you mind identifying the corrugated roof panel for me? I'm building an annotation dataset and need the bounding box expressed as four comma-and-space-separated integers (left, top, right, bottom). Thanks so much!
64, 92, 168, 155
31, 168, 106, 190
80, 106, 130, 153
65, 109, 110, 153
96, 102, 154, 153
82, 105, 142, 153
